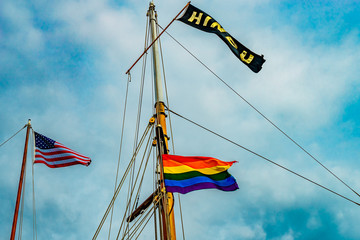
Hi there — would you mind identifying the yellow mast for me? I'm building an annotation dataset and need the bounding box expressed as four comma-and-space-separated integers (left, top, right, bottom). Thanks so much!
148, 2, 176, 239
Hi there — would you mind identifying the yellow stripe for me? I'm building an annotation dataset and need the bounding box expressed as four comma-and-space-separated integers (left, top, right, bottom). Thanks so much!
164, 164, 231, 175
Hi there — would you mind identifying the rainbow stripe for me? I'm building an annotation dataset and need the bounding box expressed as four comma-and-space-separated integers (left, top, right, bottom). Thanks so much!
162, 154, 239, 194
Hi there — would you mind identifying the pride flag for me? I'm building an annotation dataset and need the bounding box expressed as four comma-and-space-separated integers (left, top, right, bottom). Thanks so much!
162, 154, 238, 194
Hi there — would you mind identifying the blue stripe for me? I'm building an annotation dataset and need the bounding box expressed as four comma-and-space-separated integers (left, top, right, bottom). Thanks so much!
164, 175, 237, 188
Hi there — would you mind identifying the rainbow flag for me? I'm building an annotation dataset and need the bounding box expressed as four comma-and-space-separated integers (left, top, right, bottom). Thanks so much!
162, 154, 239, 194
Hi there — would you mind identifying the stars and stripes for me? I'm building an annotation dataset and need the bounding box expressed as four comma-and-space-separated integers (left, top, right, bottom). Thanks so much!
34, 132, 91, 168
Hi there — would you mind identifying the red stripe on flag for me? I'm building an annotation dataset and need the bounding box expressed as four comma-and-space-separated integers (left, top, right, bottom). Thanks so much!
35, 149, 90, 161
34, 154, 90, 163
34, 160, 89, 168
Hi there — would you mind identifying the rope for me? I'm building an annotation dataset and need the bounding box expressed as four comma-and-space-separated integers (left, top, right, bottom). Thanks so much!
155, 127, 172, 239
149, 13, 172, 239
18, 155, 27, 240
125, 204, 156, 240
124, 19, 151, 238
150, 33, 158, 240
125, 193, 162, 240
125, 1, 191, 74
167, 108, 360, 207
125, 204, 155, 239
92, 123, 154, 240
128, 139, 154, 221
153, 197, 158, 240
116, 132, 154, 240
0, 125, 26, 148
157, 23, 186, 239
120, 183, 164, 240
158, 24, 360, 199
152, 143, 159, 240
134, 211, 155, 240
31, 130, 37, 240
107, 72, 132, 240
133, 11, 151, 207
124, 204, 156, 240
176, 193, 185, 239
32, 158, 37, 239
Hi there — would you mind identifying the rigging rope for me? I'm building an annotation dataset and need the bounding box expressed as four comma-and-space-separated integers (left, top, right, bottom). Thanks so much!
18, 152, 27, 240
31, 130, 37, 240
134, 211, 155, 240
121, 14, 152, 240
107, 74, 132, 240
128, 140, 154, 218
167, 108, 360, 207
120, 154, 161, 240
32, 162, 37, 239
133, 190, 163, 240
123, 200, 159, 240
158, 24, 360, 199
124, 200, 158, 240
116, 132, 154, 240
126, 21, 151, 238
154, 127, 172, 238
157, 18, 186, 240
0, 125, 26, 148
152, 144, 159, 240
125, 1, 191, 75
92, 123, 154, 240
125, 211, 153, 240
149, 12, 173, 239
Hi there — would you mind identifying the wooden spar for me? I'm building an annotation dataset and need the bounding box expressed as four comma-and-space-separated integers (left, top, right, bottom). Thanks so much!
126, 188, 160, 223
125, 1, 190, 75
148, 2, 176, 239
10, 119, 31, 240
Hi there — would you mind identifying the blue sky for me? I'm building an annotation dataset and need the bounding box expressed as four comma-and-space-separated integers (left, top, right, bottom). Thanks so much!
1, 0, 360, 239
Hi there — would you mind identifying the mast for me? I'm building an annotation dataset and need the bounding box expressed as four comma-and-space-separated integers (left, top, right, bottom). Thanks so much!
10, 119, 31, 240
148, 2, 176, 239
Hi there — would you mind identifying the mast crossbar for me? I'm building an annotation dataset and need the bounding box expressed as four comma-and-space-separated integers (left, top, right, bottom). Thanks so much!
125, 1, 190, 75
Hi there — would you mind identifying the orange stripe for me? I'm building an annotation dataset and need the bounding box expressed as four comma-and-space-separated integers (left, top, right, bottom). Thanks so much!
162, 154, 236, 169
164, 164, 231, 175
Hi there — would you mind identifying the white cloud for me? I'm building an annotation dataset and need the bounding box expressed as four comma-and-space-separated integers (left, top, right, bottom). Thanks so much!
2, 0, 360, 239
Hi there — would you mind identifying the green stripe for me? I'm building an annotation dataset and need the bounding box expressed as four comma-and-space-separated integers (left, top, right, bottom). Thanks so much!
164, 170, 231, 181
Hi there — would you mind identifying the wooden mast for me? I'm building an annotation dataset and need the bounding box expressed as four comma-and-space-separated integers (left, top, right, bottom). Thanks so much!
148, 2, 176, 239
10, 119, 31, 240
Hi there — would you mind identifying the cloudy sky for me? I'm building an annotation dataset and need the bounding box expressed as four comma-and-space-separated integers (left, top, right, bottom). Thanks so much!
1, 0, 360, 239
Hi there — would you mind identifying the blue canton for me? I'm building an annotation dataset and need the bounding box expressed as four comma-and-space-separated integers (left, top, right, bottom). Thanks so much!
35, 132, 55, 149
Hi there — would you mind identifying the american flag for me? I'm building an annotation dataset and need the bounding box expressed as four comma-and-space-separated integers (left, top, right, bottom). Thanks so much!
34, 132, 91, 168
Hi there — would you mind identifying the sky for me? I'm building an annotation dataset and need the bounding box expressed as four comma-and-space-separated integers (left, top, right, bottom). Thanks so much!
1, 0, 360, 239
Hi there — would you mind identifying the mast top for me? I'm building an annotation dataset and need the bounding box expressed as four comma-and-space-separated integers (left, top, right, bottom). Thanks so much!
148, 1, 164, 103
149, 1, 155, 9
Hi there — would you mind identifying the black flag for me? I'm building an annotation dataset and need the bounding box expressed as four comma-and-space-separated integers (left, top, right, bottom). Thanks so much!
178, 4, 265, 73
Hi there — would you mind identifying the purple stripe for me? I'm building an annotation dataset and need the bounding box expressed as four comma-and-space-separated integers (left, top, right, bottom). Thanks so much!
166, 182, 239, 194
